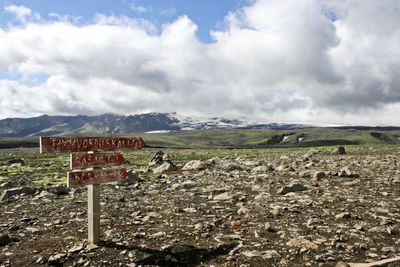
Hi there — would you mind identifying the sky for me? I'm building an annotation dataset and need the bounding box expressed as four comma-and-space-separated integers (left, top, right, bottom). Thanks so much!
0, 0, 400, 126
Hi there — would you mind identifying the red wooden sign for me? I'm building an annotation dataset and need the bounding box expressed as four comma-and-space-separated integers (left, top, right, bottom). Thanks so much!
70, 153, 125, 169
40, 136, 146, 153
67, 168, 128, 187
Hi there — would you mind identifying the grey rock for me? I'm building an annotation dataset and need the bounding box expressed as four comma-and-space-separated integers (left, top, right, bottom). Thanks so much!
213, 192, 231, 201
10, 163, 22, 167
338, 167, 360, 178
368, 226, 389, 234
118, 170, 140, 185
7, 159, 24, 166
347, 257, 400, 267
277, 183, 307, 195
261, 250, 280, 259
149, 151, 165, 166
48, 253, 66, 265
264, 222, 277, 232
162, 153, 171, 161
1, 186, 37, 201
172, 181, 197, 190
335, 212, 351, 220
153, 162, 177, 174
0, 176, 36, 190
333, 146, 346, 155
299, 171, 311, 178
253, 176, 264, 184
219, 161, 243, 172
252, 165, 272, 173
381, 246, 397, 254
181, 160, 204, 171
286, 237, 318, 250
68, 243, 85, 254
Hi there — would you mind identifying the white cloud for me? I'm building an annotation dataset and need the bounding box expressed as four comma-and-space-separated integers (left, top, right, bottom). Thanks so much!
130, 4, 148, 13
1, 0, 400, 125
159, 7, 177, 16
4, 5, 40, 24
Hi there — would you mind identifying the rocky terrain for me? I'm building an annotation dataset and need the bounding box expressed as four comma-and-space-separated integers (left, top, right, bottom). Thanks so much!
0, 146, 400, 266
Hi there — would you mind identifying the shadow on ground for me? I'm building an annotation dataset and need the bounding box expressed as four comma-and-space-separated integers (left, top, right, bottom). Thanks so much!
101, 240, 239, 266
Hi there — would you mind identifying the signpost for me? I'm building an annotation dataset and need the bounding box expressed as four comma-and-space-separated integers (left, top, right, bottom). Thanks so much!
40, 136, 146, 244
70, 153, 125, 169
67, 168, 128, 187
40, 136, 145, 153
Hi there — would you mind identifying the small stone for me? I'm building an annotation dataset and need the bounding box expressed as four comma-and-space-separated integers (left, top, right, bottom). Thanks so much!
382, 247, 396, 254
179, 181, 197, 190
213, 192, 231, 201
231, 221, 241, 227
286, 237, 318, 250
48, 253, 66, 265
354, 224, 365, 231
36, 256, 46, 264
237, 206, 249, 214
261, 250, 280, 259
265, 222, 277, 232
252, 166, 270, 173
242, 251, 260, 257
0, 234, 11, 246
335, 212, 351, 220
194, 223, 203, 230
333, 146, 346, 155
277, 183, 307, 195
272, 206, 282, 217
86, 243, 99, 251
68, 243, 84, 253
253, 176, 264, 184
312, 171, 326, 181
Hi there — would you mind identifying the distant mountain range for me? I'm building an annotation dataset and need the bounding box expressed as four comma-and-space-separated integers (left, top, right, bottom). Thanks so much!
0, 113, 312, 137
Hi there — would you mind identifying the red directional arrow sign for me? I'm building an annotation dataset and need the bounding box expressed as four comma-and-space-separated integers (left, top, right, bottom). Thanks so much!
68, 168, 128, 188
40, 136, 146, 153
70, 153, 125, 169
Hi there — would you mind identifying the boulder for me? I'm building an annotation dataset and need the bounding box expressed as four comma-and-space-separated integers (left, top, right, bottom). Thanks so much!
118, 170, 140, 185
149, 151, 165, 166
153, 162, 177, 174
181, 160, 205, 171
0, 176, 36, 190
0, 187, 37, 201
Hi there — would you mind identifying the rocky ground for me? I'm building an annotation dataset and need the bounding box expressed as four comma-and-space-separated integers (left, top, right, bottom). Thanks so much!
0, 146, 400, 266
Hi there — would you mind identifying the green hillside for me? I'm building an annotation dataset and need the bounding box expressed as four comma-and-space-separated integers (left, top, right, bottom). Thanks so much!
1, 128, 400, 149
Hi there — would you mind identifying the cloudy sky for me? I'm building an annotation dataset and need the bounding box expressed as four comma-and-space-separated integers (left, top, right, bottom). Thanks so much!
0, 0, 399, 125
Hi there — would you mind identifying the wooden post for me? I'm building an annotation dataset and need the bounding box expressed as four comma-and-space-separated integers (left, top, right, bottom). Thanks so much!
39, 136, 145, 244
88, 184, 100, 244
